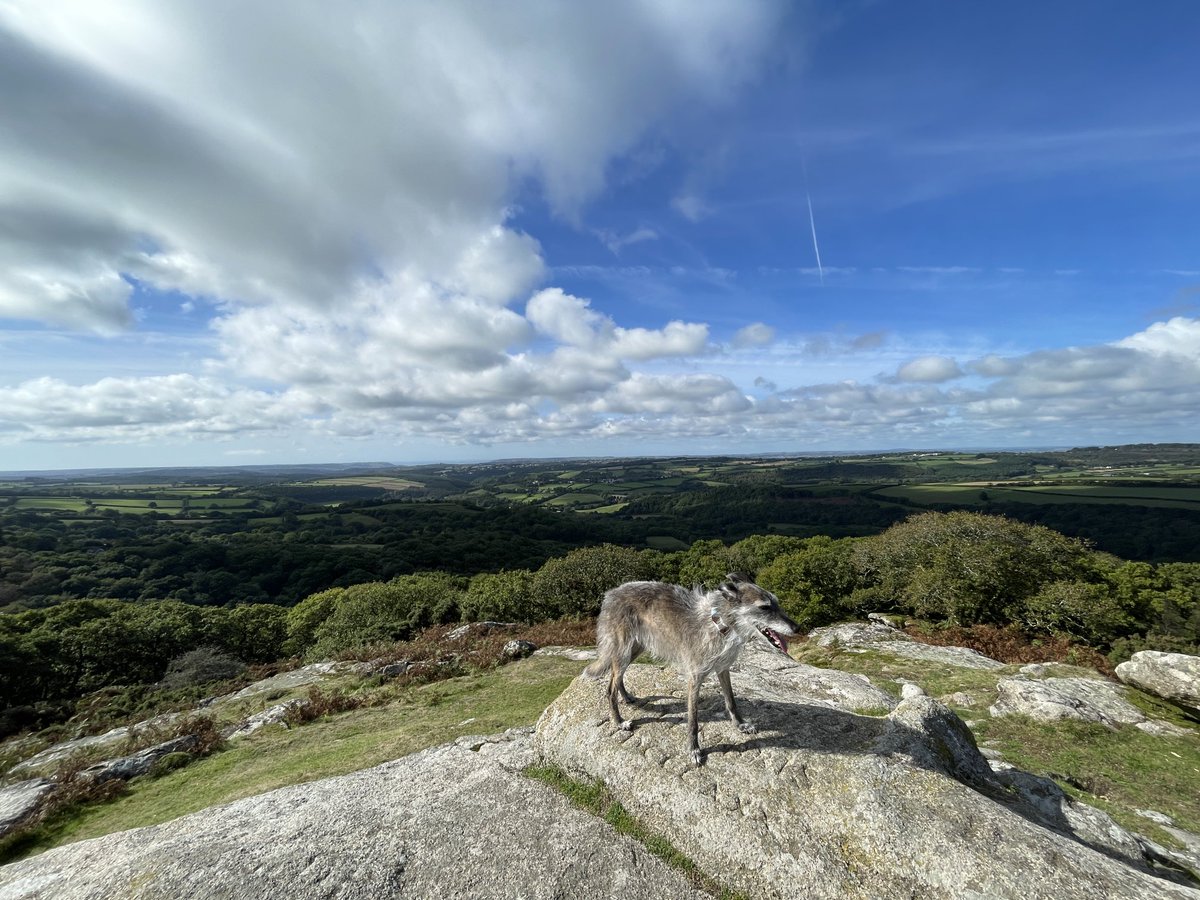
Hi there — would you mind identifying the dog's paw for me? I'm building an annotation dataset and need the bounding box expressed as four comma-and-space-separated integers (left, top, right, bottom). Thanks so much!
738, 722, 758, 735
689, 749, 704, 766
618, 720, 634, 732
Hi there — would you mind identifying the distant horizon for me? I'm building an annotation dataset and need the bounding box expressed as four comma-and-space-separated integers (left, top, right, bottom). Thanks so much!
4, 440, 1192, 479
2, 3, 1198, 471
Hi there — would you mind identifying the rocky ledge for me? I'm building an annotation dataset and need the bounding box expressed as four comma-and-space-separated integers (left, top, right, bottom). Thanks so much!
1, 640, 1198, 899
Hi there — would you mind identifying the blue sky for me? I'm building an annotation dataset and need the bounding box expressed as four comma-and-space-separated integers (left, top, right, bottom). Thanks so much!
0, 1, 1197, 470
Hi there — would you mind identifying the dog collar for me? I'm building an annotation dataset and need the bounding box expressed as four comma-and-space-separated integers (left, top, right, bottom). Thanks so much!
710, 607, 730, 636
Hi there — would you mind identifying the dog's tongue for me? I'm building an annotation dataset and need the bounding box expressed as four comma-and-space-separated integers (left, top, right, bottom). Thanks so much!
767, 628, 790, 654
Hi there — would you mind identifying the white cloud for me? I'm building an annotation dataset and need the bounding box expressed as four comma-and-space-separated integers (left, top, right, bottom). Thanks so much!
731, 322, 776, 348
597, 226, 659, 255
0, 0, 778, 331
894, 355, 963, 383
526, 288, 708, 360
3, 4, 1200, 461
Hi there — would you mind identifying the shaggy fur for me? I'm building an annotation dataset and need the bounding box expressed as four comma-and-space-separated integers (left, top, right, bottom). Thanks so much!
585, 573, 799, 765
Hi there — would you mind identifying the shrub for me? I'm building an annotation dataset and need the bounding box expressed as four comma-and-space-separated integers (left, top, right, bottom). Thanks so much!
1023, 580, 1128, 644
461, 570, 537, 623
531, 545, 655, 618
308, 574, 465, 659
160, 647, 246, 691
854, 511, 1092, 626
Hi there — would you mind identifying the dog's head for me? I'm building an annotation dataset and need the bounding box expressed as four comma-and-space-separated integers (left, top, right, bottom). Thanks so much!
717, 572, 800, 654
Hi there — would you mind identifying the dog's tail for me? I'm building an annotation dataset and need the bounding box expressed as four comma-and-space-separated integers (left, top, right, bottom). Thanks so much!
582, 656, 607, 679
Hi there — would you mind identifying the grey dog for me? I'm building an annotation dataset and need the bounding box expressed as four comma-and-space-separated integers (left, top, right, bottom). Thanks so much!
585, 573, 799, 765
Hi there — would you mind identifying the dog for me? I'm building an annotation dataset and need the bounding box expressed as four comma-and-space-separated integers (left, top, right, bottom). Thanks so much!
584, 572, 799, 765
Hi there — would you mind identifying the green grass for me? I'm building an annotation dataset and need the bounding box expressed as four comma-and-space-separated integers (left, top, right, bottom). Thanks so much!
525, 763, 747, 899
544, 493, 606, 506
877, 483, 1200, 509
791, 643, 1016, 705
17, 656, 581, 857
973, 715, 1200, 841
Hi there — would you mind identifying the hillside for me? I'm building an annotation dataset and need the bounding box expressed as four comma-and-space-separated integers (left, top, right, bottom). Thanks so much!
1, 622, 1197, 898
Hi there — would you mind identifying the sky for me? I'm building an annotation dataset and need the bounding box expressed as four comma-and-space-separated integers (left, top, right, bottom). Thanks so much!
1, 0, 1198, 471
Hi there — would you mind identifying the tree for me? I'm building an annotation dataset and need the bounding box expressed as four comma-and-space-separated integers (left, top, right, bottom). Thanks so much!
757, 536, 859, 628
531, 544, 656, 618
1023, 580, 1127, 643
853, 511, 1092, 626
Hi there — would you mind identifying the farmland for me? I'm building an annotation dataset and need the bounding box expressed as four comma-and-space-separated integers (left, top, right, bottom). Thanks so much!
2, 445, 1200, 612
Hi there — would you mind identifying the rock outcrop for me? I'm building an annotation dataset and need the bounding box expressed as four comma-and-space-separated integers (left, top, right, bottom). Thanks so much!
3, 640, 1197, 899
990, 675, 1192, 734
1116, 651, 1200, 715
807, 622, 1006, 670
536, 646, 1199, 899
0, 730, 710, 900
0, 779, 55, 835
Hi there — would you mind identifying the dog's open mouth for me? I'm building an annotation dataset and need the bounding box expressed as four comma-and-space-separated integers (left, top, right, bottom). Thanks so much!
760, 627, 790, 654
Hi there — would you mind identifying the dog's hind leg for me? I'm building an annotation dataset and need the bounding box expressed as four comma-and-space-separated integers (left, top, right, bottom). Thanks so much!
617, 640, 642, 703
608, 655, 634, 732
686, 673, 703, 765
717, 669, 756, 734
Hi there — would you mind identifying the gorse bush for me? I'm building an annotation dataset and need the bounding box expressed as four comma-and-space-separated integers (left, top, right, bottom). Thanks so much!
853, 511, 1093, 625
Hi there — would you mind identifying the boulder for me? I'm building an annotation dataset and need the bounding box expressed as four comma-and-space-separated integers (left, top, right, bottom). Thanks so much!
223, 700, 307, 741
227, 661, 355, 702
1116, 651, 1200, 715
809, 622, 911, 646
535, 651, 1199, 899
443, 621, 515, 642
990, 676, 1187, 733
808, 622, 1006, 670
533, 646, 598, 661
0, 779, 56, 837
77, 735, 199, 783
376, 661, 410, 678
0, 729, 710, 900
9, 714, 180, 777
503, 639, 537, 659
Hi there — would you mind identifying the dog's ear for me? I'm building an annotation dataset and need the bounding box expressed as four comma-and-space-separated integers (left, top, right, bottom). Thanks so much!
717, 578, 742, 601
719, 573, 754, 600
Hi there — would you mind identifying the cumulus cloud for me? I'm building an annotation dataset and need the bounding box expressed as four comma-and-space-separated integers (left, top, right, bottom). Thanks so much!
526, 289, 708, 360
3, 3, 1199, 459
732, 322, 776, 349
894, 355, 964, 383
0, 1, 779, 331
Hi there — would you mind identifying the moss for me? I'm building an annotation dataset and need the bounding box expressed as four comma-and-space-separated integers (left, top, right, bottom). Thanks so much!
524, 763, 747, 900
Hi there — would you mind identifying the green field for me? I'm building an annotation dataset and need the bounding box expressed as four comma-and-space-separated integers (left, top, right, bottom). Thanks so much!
877, 483, 1200, 510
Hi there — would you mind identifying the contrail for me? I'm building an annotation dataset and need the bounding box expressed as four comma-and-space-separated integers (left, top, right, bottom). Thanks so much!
800, 153, 824, 286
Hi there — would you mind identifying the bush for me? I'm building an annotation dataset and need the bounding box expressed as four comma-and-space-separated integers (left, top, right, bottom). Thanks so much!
308, 574, 465, 659
461, 570, 537, 623
1023, 580, 1128, 644
854, 511, 1092, 626
531, 545, 656, 618
757, 536, 860, 629
159, 647, 246, 690
285, 588, 345, 656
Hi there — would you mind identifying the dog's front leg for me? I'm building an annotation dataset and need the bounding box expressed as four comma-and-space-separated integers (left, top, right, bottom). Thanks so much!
686, 674, 703, 765
717, 670, 756, 734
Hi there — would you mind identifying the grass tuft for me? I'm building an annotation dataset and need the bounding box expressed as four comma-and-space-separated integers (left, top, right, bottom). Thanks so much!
524, 763, 747, 900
